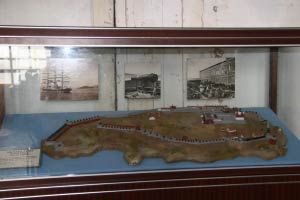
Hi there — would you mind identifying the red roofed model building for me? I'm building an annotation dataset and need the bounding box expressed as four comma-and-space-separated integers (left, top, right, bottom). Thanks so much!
235, 111, 245, 120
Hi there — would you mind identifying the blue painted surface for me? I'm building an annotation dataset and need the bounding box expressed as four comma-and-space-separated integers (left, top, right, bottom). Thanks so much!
1, 107, 300, 179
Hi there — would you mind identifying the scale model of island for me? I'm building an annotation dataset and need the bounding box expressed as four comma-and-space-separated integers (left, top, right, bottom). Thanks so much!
42, 106, 287, 165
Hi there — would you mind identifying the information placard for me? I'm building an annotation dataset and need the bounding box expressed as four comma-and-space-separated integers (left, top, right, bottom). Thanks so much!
0, 149, 40, 169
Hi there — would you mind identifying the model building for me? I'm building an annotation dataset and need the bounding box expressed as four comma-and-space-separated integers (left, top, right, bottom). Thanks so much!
42, 106, 287, 165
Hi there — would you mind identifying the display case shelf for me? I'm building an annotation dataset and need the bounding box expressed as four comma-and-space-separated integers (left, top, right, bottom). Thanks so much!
0, 26, 300, 200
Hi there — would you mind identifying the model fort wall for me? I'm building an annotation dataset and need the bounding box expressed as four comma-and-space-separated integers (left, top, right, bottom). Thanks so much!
47, 116, 101, 141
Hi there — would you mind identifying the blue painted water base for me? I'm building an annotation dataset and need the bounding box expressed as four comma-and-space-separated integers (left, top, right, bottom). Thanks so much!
0, 107, 300, 179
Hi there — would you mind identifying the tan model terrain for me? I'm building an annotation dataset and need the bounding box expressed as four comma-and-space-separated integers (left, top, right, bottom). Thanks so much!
42, 108, 287, 165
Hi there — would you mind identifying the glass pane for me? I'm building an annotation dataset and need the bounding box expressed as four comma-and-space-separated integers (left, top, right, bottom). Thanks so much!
11, 46, 30, 58
0, 46, 9, 58
0, 60, 10, 70
0, 46, 299, 181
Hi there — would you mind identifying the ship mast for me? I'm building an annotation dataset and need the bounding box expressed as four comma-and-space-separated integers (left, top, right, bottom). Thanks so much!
61, 70, 64, 89
54, 67, 57, 89
46, 70, 49, 89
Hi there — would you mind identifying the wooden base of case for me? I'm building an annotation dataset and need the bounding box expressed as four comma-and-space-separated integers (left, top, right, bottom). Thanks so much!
1, 165, 300, 200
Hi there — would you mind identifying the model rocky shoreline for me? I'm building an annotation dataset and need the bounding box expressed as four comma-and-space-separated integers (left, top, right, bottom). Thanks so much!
42, 106, 287, 165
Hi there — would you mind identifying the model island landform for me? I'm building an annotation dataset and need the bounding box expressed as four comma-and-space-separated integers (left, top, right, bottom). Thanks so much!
42, 106, 287, 165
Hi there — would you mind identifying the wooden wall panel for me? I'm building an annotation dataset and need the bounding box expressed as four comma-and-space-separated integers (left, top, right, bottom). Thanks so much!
92, 0, 114, 27
162, 0, 183, 27
182, 0, 204, 27
115, 0, 204, 27
122, 0, 163, 27
203, 0, 300, 27
115, 0, 127, 27
0, 0, 93, 26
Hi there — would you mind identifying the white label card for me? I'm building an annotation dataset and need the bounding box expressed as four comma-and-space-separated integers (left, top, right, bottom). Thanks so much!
0, 149, 41, 169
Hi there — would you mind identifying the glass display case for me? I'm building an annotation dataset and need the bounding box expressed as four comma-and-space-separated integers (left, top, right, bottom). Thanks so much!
1, 27, 300, 199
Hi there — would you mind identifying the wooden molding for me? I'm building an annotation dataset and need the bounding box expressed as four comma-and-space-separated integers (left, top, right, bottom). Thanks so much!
1, 165, 300, 199
1, 27, 300, 46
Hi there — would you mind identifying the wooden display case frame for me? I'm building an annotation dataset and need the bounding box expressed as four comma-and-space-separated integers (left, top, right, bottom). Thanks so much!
1, 26, 300, 200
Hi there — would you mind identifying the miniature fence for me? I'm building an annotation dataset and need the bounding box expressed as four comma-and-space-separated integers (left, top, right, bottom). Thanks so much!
97, 122, 277, 145
46, 113, 276, 146
47, 116, 101, 141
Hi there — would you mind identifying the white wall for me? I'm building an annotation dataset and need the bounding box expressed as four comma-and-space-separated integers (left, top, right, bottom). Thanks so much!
278, 47, 300, 137
115, 0, 203, 27
115, 0, 300, 27
0, 0, 93, 26
0, 0, 114, 27
203, 0, 300, 27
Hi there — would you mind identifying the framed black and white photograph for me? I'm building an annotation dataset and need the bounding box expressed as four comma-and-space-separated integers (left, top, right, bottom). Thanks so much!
41, 47, 99, 101
125, 62, 161, 99
187, 57, 235, 100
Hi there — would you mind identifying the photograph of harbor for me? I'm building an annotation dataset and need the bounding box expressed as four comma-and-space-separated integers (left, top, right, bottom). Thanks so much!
125, 62, 161, 99
187, 57, 235, 100
41, 58, 99, 101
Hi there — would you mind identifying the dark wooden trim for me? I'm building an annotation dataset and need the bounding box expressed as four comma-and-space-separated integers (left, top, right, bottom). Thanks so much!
1, 27, 300, 46
1, 165, 300, 199
270, 47, 278, 113
2, 27, 300, 38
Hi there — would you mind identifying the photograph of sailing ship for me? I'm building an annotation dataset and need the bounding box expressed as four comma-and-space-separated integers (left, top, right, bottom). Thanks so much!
187, 57, 235, 100
125, 62, 161, 99
41, 58, 99, 101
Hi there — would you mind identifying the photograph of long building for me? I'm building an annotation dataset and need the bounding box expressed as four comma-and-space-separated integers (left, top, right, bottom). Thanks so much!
187, 57, 235, 100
